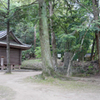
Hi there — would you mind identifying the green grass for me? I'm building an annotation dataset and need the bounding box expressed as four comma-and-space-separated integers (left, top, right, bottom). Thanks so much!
21, 59, 42, 70
24, 74, 100, 92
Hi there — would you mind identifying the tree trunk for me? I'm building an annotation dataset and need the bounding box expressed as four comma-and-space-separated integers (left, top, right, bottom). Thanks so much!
63, 52, 72, 70
38, 0, 54, 76
34, 25, 36, 57
90, 38, 95, 61
6, 0, 11, 73
49, 1, 57, 71
66, 53, 75, 77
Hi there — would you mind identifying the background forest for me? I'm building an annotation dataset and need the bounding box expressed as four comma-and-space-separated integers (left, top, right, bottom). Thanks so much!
0, 0, 100, 76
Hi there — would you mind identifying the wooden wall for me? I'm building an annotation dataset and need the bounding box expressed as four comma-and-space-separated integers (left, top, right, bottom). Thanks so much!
0, 46, 21, 65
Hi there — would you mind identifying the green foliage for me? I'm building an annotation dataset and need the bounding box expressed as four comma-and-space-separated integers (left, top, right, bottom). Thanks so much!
35, 46, 41, 58
86, 66, 94, 74
0, 0, 98, 76
71, 44, 81, 51
58, 33, 76, 52
88, 66, 93, 69
72, 63, 99, 77
14, 22, 34, 44
21, 59, 42, 70
60, 34, 76, 42
22, 45, 34, 60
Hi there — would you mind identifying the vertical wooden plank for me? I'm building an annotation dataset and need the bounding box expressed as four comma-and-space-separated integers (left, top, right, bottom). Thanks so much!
19, 49, 22, 65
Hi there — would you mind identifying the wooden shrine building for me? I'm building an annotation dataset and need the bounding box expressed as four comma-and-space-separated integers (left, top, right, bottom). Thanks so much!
0, 30, 31, 69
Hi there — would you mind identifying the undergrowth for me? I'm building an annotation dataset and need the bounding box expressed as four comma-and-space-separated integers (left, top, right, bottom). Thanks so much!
21, 59, 42, 70
24, 74, 100, 92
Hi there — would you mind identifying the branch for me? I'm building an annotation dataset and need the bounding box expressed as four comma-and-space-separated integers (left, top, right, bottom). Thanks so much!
79, 31, 87, 51
72, 0, 92, 14
18, 0, 38, 8
66, 18, 94, 76
70, 17, 94, 36
66, 52, 75, 77
70, 21, 86, 35
9, 1, 38, 20
70, 30, 77, 35
77, 0, 92, 13
10, 0, 38, 11
66, 29, 88, 77
0, 0, 7, 9
53, 13, 67, 33
0, 10, 6, 17
64, 0, 72, 15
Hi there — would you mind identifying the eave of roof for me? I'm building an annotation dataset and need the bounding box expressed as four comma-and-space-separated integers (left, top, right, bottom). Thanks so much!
0, 41, 31, 50
0, 30, 7, 39
0, 30, 31, 50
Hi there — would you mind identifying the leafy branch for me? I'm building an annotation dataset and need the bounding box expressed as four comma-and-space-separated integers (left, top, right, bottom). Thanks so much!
72, 0, 92, 14
0, 0, 7, 9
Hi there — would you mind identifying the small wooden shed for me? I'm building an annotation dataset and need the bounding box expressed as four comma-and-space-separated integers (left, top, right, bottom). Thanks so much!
0, 30, 31, 67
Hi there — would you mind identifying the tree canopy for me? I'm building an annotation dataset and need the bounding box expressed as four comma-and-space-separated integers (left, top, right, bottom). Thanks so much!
0, 0, 100, 76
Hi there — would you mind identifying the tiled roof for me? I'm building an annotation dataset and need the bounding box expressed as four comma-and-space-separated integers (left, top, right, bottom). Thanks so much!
0, 30, 31, 50
0, 30, 7, 39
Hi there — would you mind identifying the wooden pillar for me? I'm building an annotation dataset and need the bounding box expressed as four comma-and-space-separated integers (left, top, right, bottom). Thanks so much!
1, 56, 4, 70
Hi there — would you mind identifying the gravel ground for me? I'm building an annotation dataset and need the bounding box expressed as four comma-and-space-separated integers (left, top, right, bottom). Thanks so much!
0, 71, 100, 100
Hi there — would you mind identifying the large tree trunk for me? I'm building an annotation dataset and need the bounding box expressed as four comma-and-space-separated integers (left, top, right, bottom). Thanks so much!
38, 0, 54, 76
6, 0, 11, 73
49, 1, 57, 70
92, 0, 100, 68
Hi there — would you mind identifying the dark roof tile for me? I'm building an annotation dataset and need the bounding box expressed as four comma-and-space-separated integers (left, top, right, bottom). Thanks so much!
0, 30, 31, 50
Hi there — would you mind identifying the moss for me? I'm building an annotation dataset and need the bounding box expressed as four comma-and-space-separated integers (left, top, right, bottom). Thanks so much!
24, 75, 100, 92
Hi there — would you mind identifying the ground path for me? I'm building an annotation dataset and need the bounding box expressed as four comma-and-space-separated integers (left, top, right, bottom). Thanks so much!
0, 71, 100, 100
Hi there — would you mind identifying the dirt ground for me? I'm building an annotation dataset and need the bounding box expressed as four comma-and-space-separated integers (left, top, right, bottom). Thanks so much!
0, 70, 100, 100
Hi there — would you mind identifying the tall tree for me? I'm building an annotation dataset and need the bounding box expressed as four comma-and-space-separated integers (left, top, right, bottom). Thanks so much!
0, 0, 11, 73
6, 0, 11, 73
72, 0, 100, 67
38, 0, 54, 76
49, 1, 57, 70
92, 0, 100, 67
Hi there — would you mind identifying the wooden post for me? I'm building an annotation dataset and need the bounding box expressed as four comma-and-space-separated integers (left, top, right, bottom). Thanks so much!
19, 65, 20, 70
11, 65, 13, 71
1, 56, 4, 70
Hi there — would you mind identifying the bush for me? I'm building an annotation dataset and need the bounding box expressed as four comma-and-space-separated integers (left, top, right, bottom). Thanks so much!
72, 61, 99, 76
21, 59, 42, 70
35, 46, 41, 58
22, 45, 35, 61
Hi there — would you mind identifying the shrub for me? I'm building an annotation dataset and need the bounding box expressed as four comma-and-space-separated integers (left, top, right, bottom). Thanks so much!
21, 59, 42, 70
35, 46, 41, 58
22, 45, 35, 61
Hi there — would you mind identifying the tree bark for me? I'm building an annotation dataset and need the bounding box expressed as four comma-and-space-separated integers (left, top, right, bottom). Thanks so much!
34, 25, 36, 57
49, 1, 57, 71
90, 38, 95, 61
38, 0, 54, 76
63, 52, 72, 69
67, 53, 75, 77
6, 0, 11, 73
